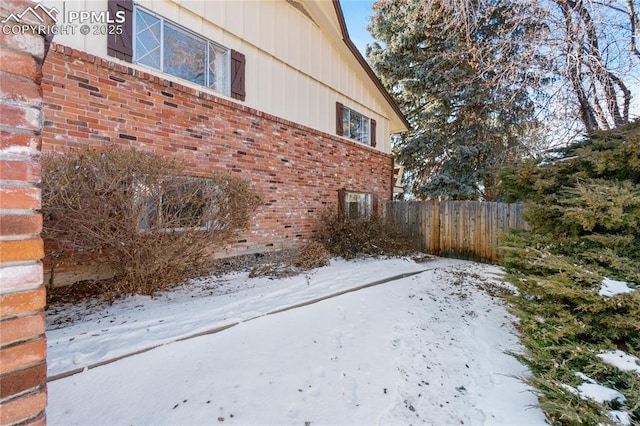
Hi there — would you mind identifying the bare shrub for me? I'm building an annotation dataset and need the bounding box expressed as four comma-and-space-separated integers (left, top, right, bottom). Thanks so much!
313, 211, 414, 259
248, 241, 331, 279
293, 240, 331, 269
248, 262, 298, 279
42, 146, 262, 296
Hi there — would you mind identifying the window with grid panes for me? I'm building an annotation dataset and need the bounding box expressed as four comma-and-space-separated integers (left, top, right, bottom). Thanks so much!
134, 6, 229, 95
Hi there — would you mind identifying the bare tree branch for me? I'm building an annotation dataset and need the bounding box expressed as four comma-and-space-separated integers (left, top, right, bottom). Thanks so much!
626, 0, 640, 59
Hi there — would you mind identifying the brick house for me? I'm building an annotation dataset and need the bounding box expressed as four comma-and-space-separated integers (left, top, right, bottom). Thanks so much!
38, 0, 410, 285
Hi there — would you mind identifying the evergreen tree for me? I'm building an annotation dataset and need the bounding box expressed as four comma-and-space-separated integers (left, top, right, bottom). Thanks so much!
367, 0, 542, 200
502, 119, 640, 258
500, 121, 640, 423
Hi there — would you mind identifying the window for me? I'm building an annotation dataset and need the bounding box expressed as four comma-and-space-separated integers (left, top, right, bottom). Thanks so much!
134, 6, 229, 95
345, 192, 371, 219
108, 1, 245, 100
343, 108, 370, 144
338, 189, 374, 219
136, 177, 212, 232
335, 102, 377, 147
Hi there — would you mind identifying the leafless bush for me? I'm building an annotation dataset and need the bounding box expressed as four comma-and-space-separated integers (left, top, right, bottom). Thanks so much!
293, 240, 330, 269
248, 262, 299, 279
313, 211, 414, 259
42, 146, 262, 296
248, 241, 331, 279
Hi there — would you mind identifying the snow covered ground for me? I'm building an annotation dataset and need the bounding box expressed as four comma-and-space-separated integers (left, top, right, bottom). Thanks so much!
47, 257, 547, 425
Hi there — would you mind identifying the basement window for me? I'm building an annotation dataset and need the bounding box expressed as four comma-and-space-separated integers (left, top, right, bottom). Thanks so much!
136, 177, 212, 232
339, 190, 373, 219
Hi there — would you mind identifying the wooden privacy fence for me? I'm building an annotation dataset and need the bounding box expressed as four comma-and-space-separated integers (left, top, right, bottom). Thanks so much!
385, 200, 529, 263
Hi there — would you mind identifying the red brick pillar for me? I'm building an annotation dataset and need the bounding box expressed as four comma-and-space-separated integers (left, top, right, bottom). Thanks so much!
0, 1, 53, 424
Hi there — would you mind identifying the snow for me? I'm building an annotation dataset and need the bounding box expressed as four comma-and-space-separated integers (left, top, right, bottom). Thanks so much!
46, 257, 428, 379
577, 382, 626, 405
609, 410, 633, 426
598, 277, 636, 297
569, 373, 632, 425
573, 372, 628, 426
597, 350, 640, 374
47, 257, 547, 425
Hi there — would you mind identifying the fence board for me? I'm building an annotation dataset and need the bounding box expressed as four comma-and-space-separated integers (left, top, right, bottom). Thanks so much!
386, 200, 528, 263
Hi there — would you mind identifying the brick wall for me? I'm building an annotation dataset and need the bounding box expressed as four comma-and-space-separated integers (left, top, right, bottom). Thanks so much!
0, 1, 50, 424
41, 43, 394, 284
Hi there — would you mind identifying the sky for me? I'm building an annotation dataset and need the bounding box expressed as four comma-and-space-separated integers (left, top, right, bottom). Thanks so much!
340, 0, 376, 56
